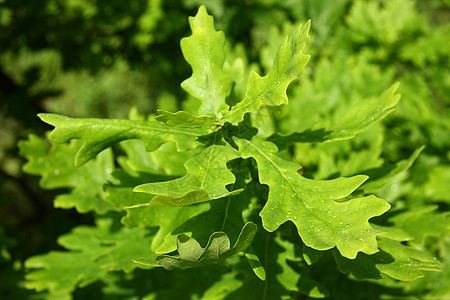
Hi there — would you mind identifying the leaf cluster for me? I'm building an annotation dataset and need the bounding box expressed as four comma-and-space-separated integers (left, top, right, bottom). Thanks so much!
11, 1, 450, 299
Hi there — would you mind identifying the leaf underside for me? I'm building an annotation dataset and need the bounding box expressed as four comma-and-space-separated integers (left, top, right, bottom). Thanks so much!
134, 222, 257, 270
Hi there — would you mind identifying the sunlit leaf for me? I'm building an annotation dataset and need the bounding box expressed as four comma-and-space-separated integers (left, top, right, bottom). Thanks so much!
133, 137, 242, 206
39, 113, 208, 166
180, 5, 232, 118
236, 137, 390, 258
223, 20, 311, 124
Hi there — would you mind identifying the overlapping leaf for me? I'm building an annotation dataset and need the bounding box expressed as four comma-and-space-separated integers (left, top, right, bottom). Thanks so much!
223, 20, 311, 124
375, 238, 441, 281
133, 136, 242, 207
104, 170, 210, 253
334, 226, 442, 281
118, 139, 195, 176
134, 222, 257, 270
180, 5, 232, 118
269, 83, 401, 146
39, 113, 209, 166
236, 137, 390, 259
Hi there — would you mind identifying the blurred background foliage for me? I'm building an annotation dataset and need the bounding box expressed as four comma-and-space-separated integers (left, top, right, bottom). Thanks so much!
1, 0, 449, 298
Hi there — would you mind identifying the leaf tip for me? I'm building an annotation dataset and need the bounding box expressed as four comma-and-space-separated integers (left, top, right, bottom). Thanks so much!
37, 113, 58, 126
305, 19, 312, 31
386, 82, 401, 104
132, 184, 146, 193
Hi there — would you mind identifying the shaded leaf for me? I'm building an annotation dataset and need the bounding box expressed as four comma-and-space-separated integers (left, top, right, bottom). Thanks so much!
359, 146, 424, 193
19, 134, 116, 214
118, 139, 195, 176
268, 83, 401, 146
375, 238, 441, 281
274, 235, 327, 298
334, 225, 441, 281
389, 206, 450, 245
199, 272, 243, 300
134, 222, 257, 270
25, 219, 154, 296
104, 169, 210, 253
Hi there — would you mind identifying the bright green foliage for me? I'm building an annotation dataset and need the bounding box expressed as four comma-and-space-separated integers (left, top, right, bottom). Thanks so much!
269, 82, 401, 144
334, 226, 442, 281
155, 110, 218, 128
347, 0, 421, 45
424, 165, 450, 203
16, 3, 449, 300
223, 20, 311, 124
38, 113, 209, 167
236, 137, 390, 259
133, 138, 242, 207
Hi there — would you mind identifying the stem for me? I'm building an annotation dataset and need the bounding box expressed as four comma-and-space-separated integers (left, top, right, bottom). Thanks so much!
221, 196, 232, 231
262, 232, 270, 300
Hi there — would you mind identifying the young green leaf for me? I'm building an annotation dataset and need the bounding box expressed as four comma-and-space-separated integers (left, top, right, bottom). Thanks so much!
359, 146, 424, 193
236, 137, 390, 259
133, 137, 242, 206
155, 110, 218, 128
269, 83, 401, 146
39, 113, 208, 166
223, 20, 311, 124
375, 238, 442, 281
389, 206, 450, 245
180, 5, 232, 118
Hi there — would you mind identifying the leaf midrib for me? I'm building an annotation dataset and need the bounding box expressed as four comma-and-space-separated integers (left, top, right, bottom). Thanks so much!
244, 139, 345, 237
59, 120, 204, 138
